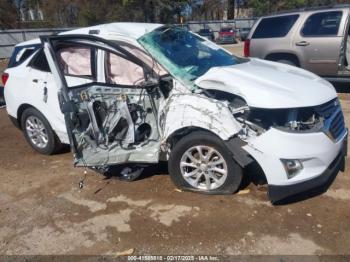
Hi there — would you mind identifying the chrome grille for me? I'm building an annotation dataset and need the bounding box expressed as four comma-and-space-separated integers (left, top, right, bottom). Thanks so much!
329, 110, 345, 140
316, 99, 346, 141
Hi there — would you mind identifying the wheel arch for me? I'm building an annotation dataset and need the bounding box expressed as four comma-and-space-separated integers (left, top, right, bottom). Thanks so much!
161, 94, 241, 143
165, 126, 222, 150
17, 103, 36, 129
165, 127, 256, 169
265, 52, 301, 67
17, 104, 62, 143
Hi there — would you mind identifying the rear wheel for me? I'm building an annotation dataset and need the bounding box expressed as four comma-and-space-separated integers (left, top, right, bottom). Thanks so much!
21, 108, 62, 155
168, 131, 243, 194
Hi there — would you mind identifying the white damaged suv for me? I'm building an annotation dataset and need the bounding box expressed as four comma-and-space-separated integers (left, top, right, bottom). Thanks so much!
3, 23, 348, 203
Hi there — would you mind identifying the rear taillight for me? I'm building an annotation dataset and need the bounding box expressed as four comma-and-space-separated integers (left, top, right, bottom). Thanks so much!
1, 73, 9, 86
244, 39, 250, 57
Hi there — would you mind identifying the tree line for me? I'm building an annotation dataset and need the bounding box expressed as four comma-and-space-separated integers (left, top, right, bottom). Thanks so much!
0, 0, 349, 29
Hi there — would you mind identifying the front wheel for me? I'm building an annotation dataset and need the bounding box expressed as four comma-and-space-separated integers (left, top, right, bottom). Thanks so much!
168, 131, 243, 194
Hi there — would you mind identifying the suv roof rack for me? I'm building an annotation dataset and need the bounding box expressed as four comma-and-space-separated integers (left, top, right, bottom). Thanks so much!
267, 4, 350, 16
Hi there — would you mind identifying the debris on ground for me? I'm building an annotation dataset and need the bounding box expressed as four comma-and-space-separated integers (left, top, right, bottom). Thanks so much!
116, 248, 135, 256
237, 189, 250, 195
120, 167, 144, 181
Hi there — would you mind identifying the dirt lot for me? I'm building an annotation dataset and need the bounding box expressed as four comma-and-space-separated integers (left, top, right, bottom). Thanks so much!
0, 44, 350, 257
224, 42, 244, 57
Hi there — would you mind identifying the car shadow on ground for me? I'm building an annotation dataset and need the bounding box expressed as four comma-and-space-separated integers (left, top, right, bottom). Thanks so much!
90, 159, 339, 204
241, 161, 342, 205
97, 161, 169, 181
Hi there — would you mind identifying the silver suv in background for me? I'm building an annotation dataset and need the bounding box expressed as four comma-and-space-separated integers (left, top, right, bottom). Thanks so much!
245, 5, 350, 82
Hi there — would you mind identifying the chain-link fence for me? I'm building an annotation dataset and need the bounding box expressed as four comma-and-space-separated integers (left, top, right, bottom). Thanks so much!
0, 28, 71, 59
0, 19, 257, 59
187, 18, 256, 38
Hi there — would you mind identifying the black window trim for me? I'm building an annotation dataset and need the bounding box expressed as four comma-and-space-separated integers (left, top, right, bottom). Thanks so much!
300, 10, 343, 38
40, 34, 155, 97
8, 44, 41, 68
55, 43, 97, 81
103, 49, 148, 87
252, 14, 300, 39
27, 47, 51, 73
51, 39, 150, 85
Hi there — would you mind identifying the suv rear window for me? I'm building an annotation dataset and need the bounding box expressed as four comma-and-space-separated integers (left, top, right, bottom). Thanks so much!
252, 15, 299, 39
8, 44, 40, 68
301, 11, 342, 36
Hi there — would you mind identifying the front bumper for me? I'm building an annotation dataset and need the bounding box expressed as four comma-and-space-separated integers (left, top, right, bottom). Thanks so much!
243, 128, 347, 203
268, 140, 346, 203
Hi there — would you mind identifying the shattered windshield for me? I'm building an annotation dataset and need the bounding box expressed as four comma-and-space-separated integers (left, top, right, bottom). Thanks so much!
138, 26, 240, 87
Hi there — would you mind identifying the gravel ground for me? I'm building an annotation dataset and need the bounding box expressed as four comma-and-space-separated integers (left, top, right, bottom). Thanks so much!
223, 42, 244, 57
0, 44, 350, 257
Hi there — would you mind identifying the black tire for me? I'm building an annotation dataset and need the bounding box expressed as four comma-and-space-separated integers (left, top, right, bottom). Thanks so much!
0, 86, 5, 106
168, 131, 243, 195
21, 107, 62, 155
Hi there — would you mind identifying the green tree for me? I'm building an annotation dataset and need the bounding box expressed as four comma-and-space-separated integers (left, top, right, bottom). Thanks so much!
248, 0, 342, 17
121, 0, 191, 23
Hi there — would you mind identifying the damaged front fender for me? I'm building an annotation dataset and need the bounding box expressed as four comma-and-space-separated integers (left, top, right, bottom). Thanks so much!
160, 93, 242, 143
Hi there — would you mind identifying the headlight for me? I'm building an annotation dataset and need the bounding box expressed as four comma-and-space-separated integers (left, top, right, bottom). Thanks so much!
239, 107, 324, 133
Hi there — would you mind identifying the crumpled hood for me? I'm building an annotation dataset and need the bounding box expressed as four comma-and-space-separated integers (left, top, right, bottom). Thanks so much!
195, 58, 337, 109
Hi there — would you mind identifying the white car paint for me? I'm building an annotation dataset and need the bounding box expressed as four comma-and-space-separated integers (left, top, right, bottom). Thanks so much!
195, 58, 337, 109
4, 55, 69, 142
160, 93, 242, 141
4, 22, 347, 200
243, 127, 346, 186
4, 23, 162, 145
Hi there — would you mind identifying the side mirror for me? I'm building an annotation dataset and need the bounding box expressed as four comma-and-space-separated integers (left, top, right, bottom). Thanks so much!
139, 76, 159, 88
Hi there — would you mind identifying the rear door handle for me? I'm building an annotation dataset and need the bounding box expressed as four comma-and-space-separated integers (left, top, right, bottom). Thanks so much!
296, 41, 310, 46
32, 79, 38, 83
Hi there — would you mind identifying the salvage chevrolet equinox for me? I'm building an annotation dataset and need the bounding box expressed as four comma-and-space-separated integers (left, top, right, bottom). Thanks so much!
3, 23, 348, 203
